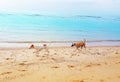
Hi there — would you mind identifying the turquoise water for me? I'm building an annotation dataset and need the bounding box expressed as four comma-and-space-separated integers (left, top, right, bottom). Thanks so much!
0, 13, 120, 42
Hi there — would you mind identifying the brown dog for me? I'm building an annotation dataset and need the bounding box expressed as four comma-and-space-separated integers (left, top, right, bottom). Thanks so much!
71, 39, 86, 50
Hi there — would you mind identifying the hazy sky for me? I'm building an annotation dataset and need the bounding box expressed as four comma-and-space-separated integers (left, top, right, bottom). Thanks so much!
0, 0, 120, 16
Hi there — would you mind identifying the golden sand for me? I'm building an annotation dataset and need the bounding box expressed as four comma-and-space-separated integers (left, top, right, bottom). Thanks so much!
0, 46, 120, 82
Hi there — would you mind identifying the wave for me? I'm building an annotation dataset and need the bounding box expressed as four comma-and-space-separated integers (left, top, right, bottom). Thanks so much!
0, 13, 109, 18
0, 40, 120, 43
72, 15, 102, 19
0, 13, 120, 22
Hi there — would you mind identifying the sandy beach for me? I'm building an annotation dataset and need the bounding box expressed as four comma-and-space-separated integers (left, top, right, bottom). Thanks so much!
0, 46, 120, 82
0, 0, 120, 82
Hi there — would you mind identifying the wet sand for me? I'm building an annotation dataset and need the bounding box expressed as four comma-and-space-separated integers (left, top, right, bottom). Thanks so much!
0, 46, 120, 82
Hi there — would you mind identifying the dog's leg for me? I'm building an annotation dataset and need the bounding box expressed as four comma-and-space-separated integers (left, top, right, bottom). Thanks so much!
71, 48, 77, 57
74, 48, 78, 52
79, 46, 82, 51
84, 45, 86, 51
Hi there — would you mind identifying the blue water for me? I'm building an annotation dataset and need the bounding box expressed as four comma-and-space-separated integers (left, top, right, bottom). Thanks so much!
0, 13, 120, 42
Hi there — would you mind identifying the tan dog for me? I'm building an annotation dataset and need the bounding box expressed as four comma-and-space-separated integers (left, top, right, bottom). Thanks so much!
71, 39, 86, 50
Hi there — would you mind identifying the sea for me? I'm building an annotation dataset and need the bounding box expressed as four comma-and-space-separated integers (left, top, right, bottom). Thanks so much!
0, 13, 120, 47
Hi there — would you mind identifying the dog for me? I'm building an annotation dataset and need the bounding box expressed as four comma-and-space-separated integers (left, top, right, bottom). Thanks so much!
71, 39, 86, 50
29, 44, 35, 49
43, 44, 47, 48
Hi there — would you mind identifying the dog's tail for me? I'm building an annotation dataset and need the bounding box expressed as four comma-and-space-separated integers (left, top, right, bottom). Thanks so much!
83, 38, 86, 49
83, 38, 86, 43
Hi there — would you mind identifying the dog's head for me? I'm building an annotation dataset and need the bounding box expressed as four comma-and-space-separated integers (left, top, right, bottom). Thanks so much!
71, 43, 75, 47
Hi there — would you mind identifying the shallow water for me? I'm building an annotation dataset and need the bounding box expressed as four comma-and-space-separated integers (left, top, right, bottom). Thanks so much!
0, 13, 120, 42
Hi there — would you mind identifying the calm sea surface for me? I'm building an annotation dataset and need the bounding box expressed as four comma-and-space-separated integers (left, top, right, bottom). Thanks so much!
0, 13, 120, 42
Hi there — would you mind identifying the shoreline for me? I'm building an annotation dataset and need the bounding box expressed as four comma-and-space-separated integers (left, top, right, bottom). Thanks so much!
0, 46, 120, 50
0, 40, 120, 43
0, 40, 120, 48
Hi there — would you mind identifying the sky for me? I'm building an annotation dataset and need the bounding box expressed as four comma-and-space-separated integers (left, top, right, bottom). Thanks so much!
0, 0, 120, 16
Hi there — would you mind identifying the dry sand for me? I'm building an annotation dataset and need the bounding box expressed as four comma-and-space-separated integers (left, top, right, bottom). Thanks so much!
0, 46, 120, 82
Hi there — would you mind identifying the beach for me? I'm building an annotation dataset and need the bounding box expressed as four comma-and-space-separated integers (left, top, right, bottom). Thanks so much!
0, 0, 120, 82
0, 12, 120, 82
0, 13, 120, 82
0, 45, 120, 82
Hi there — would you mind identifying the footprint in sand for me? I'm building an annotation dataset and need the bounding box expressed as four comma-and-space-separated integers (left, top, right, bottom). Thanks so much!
115, 51, 119, 54
54, 53, 57, 55
85, 64, 92, 67
22, 61, 28, 62
104, 62, 108, 65
51, 58, 57, 61
0, 72, 12, 75
117, 76, 120, 78
85, 63, 101, 68
93, 63, 101, 66
67, 65, 75, 68
42, 76, 46, 79
100, 79, 104, 82
79, 69, 82, 71
36, 54, 40, 57
18, 69, 27, 72
51, 66, 59, 68
72, 80, 84, 82
5, 58, 13, 60
116, 61, 120, 64
19, 63, 26, 65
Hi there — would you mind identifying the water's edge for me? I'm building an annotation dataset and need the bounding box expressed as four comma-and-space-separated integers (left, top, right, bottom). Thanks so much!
0, 40, 120, 43
0, 40, 120, 48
